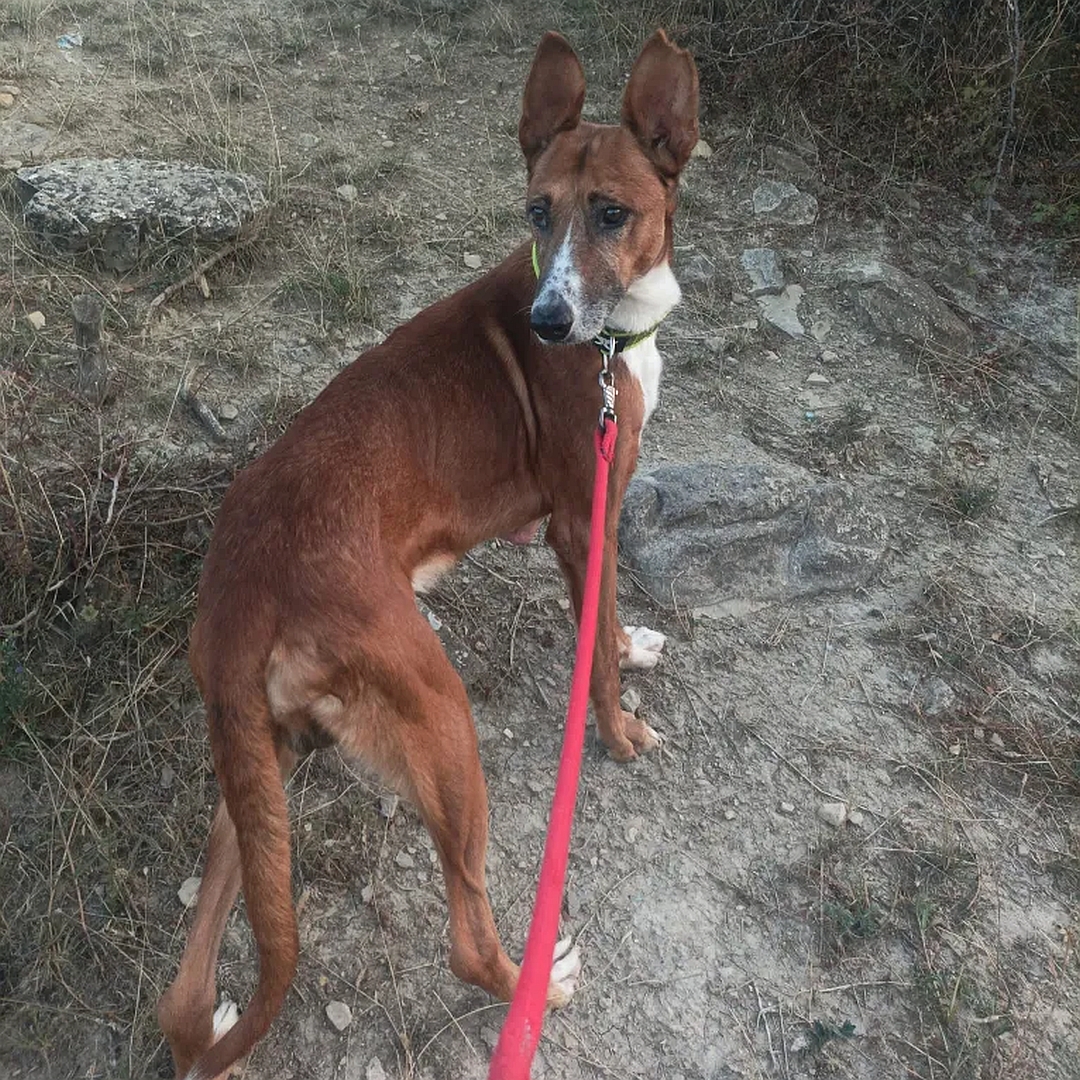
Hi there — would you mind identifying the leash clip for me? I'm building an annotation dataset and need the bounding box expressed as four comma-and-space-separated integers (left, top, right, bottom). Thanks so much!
593, 332, 617, 428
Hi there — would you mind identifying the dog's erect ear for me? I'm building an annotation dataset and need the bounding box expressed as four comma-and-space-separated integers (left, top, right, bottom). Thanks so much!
621, 29, 699, 179
519, 32, 586, 169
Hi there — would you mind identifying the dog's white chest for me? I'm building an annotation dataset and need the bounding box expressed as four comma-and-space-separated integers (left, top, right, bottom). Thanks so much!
623, 338, 663, 425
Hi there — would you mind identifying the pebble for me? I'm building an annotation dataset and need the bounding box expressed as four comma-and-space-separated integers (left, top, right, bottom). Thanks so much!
361, 882, 375, 903
463, 253, 482, 270
160, 764, 176, 789
817, 801, 847, 828
178, 876, 201, 908
296, 132, 320, 149
1, 158, 23, 171
26, 310, 46, 330
810, 319, 832, 342
690, 138, 713, 159
820, 349, 840, 364
620, 687, 641, 714
335, 183, 358, 202
218, 402, 239, 421
526, 778, 544, 795
779, 801, 795, 814
325, 1000, 352, 1031
394, 850, 415, 869
805, 372, 831, 386
366, 1059, 388, 1080
847, 809, 866, 828
378, 793, 399, 820
723, 808, 737, 821
0, 94, 14, 109
0, 85, 19, 96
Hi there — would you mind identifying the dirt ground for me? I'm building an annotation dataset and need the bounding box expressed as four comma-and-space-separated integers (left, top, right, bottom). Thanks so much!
2, 3, 1079, 1080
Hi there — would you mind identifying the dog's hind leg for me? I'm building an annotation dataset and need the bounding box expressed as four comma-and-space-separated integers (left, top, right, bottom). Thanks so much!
348, 593, 579, 1008
158, 743, 298, 1079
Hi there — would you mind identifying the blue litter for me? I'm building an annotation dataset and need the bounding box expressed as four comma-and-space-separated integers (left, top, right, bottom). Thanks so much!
57, 31, 83, 50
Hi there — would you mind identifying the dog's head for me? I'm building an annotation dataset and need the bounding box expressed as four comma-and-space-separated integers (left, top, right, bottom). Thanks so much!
520, 30, 698, 345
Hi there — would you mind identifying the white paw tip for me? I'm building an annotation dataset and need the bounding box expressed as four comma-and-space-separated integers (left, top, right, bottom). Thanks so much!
622, 626, 667, 670
551, 942, 582, 998
212, 999, 239, 1039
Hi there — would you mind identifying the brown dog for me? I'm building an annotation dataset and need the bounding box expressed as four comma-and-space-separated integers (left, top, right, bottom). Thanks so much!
159, 29, 698, 1080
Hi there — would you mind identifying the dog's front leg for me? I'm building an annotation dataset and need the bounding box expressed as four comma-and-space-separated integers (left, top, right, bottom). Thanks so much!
548, 494, 661, 762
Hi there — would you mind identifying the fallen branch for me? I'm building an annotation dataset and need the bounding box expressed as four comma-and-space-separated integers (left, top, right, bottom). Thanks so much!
147, 241, 244, 319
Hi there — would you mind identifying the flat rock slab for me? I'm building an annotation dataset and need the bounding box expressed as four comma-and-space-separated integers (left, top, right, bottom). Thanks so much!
619, 462, 888, 611
15, 158, 267, 269
837, 256, 971, 348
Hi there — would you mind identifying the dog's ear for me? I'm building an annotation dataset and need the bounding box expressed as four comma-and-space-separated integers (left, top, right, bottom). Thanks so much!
621, 29, 699, 179
519, 32, 586, 170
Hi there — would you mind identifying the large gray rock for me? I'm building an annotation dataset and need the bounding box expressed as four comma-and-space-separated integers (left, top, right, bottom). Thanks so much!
839, 257, 971, 348
619, 463, 887, 610
15, 158, 267, 269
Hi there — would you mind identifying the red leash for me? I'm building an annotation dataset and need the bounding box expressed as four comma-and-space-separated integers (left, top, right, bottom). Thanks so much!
488, 418, 618, 1080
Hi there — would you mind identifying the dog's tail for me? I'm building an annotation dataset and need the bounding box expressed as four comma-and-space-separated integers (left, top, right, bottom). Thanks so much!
184, 694, 297, 1080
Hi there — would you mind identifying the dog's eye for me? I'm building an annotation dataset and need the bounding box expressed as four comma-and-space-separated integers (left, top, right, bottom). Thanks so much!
528, 204, 550, 230
601, 206, 629, 228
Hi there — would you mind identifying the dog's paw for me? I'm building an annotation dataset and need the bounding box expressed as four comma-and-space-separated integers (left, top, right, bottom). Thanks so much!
212, 998, 239, 1040
619, 625, 667, 671
546, 937, 582, 1009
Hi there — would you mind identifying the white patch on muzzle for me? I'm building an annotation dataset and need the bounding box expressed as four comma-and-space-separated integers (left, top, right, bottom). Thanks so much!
533, 224, 584, 334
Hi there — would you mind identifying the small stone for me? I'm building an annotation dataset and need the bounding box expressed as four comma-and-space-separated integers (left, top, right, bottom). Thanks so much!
381, 139, 394, 148
918, 676, 956, 718
820, 349, 839, 364
779, 801, 795, 814
26, 311, 46, 331
0, 86, 18, 97
325, 1000, 352, 1031
297, 132, 320, 150
805, 372, 831, 386
740, 247, 784, 296
361, 882, 374, 903
690, 139, 713, 159
178, 876, 201, 908
160, 764, 176, 789
1017, 842, 1030, 858
810, 319, 832, 343
723, 808, 737, 821
425, 610, 442, 631
847, 809, 866, 828
0, 94, 14, 109
757, 285, 805, 338
378, 793, 399, 820
218, 403, 239, 421
556, 597, 571, 611
463, 253, 482, 270
366, 1059, 388, 1080
989, 732, 1005, 749
752, 180, 818, 225
526, 778, 544, 795
335, 183, 358, 202
394, 850, 415, 869
625, 825, 640, 843
817, 801, 847, 828
620, 687, 641, 714
1, 158, 23, 172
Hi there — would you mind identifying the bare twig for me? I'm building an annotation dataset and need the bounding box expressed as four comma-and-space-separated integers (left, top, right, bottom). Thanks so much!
72, 293, 108, 405
147, 241, 244, 319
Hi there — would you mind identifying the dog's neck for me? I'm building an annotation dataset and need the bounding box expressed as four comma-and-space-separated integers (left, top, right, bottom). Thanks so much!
606, 263, 681, 338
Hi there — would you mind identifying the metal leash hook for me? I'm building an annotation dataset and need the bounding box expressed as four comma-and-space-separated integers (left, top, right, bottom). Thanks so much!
594, 331, 617, 428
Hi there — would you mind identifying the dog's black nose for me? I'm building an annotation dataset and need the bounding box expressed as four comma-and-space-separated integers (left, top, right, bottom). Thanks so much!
530, 297, 574, 342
